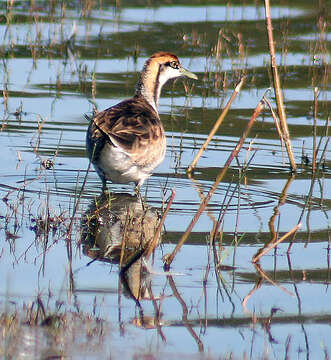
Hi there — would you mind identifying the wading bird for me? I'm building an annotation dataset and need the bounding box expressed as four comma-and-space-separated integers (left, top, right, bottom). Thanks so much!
86, 52, 197, 191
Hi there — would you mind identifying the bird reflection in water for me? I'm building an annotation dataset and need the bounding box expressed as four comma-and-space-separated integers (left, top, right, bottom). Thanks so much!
81, 191, 161, 308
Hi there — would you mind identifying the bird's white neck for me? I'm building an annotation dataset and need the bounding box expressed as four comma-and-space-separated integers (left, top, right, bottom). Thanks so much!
135, 59, 169, 113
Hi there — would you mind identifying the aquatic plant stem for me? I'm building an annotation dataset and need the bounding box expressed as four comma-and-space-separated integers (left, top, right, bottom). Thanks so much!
312, 87, 319, 174
187, 76, 245, 173
263, 95, 285, 155
164, 99, 265, 270
65, 159, 93, 292
264, 0, 296, 172
287, 136, 329, 251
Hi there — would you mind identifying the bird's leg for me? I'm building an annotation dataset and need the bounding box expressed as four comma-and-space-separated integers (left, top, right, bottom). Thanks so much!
134, 182, 141, 195
135, 182, 147, 210
102, 178, 108, 192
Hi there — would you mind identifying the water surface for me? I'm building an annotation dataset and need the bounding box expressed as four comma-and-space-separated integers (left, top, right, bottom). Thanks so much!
0, 0, 330, 358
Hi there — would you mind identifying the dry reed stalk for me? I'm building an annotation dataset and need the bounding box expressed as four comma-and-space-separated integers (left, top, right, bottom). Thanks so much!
317, 135, 329, 170
210, 180, 235, 246
163, 99, 265, 269
264, 0, 296, 172
2, 90, 8, 113
209, 146, 257, 248
187, 76, 245, 173
287, 136, 329, 252
315, 108, 329, 167
144, 188, 176, 258
263, 95, 285, 147
252, 223, 302, 263
312, 87, 319, 173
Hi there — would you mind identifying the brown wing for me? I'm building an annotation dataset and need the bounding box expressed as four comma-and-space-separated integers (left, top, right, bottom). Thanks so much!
92, 97, 163, 155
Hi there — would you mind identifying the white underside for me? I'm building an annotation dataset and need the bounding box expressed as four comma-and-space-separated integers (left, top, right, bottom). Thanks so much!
96, 142, 164, 185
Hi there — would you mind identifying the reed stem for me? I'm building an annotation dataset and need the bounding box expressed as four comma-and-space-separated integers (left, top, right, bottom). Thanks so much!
312, 87, 319, 174
264, 0, 296, 172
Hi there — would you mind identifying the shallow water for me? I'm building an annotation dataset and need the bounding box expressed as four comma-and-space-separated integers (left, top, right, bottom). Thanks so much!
0, 0, 330, 358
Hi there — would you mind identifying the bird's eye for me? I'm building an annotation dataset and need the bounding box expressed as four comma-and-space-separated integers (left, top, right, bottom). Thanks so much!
169, 61, 179, 69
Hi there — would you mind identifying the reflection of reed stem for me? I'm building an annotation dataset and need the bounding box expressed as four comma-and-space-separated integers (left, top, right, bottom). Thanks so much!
164, 100, 264, 269
242, 277, 263, 313
264, 0, 296, 172
268, 175, 295, 244
168, 275, 204, 352
243, 263, 295, 312
187, 76, 245, 173
147, 283, 166, 342
254, 263, 295, 297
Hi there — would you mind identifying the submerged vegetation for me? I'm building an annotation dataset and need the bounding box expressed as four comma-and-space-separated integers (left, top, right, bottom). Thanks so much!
0, 0, 330, 358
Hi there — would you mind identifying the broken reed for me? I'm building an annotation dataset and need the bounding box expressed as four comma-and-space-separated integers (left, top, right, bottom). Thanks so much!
163, 99, 265, 269
144, 188, 176, 259
187, 76, 245, 173
188, 0, 299, 176
252, 223, 302, 263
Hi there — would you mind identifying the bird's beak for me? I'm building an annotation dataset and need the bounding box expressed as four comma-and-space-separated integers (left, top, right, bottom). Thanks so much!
180, 66, 198, 80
